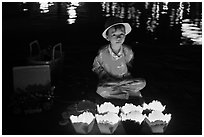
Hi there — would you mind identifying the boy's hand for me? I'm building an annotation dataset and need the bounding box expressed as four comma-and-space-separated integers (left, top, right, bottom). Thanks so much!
122, 72, 133, 80
123, 72, 131, 76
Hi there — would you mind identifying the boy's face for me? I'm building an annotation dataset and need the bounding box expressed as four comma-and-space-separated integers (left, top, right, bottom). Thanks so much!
106, 27, 126, 48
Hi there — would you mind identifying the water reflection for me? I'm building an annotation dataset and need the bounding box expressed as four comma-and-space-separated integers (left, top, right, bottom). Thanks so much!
146, 3, 159, 32
39, 2, 54, 13
101, 2, 202, 45
65, 2, 80, 24
4, 2, 202, 46
181, 19, 202, 45
163, 2, 168, 10
71, 2, 80, 7
66, 5, 77, 24
101, 2, 125, 18
39, 2, 49, 13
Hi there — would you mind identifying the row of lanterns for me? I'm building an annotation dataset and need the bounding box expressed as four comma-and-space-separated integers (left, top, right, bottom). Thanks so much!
68, 100, 172, 134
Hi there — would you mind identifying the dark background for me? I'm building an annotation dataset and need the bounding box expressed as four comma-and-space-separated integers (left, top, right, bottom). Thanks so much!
2, 2, 202, 135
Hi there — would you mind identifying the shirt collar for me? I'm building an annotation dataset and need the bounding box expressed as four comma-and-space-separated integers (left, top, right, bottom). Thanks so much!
108, 44, 123, 59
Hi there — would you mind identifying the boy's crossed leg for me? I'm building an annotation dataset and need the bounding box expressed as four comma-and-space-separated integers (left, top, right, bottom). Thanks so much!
96, 78, 146, 99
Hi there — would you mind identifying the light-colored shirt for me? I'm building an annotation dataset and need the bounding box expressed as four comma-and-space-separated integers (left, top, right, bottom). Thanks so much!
92, 44, 134, 78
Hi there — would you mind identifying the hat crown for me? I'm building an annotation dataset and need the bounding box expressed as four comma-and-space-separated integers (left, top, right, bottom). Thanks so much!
104, 17, 124, 29
102, 16, 131, 39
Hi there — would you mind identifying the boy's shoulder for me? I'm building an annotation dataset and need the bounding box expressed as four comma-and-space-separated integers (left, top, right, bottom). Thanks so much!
98, 44, 109, 54
123, 44, 132, 51
123, 44, 133, 56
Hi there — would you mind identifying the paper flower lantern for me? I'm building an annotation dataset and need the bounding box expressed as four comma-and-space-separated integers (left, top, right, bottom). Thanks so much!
69, 111, 95, 134
97, 102, 120, 114
120, 105, 146, 135
121, 111, 146, 134
142, 100, 166, 112
95, 112, 121, 134
121, 103, 143, 114
145, 110, 172, 133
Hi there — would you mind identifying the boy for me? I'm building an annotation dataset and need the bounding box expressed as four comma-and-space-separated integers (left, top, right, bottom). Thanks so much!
92, 17, 146, 99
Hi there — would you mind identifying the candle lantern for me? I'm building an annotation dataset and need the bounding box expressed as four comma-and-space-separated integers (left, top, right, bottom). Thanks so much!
120, 103, 146, 134
95, 112, 121, 134
69, 111, 95, 134
144, 110, 171, 133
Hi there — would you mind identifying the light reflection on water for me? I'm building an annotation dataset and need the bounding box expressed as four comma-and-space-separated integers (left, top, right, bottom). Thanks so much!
15, 2, 203, 45
181, 19, 202, 45
66, 4, 77, 24
39, 2, 54, 13
99, 2, 202, 45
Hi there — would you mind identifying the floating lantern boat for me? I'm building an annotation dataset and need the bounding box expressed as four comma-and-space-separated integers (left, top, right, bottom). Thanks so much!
95, 112, 121, 134
69, 111, 95, 134
144, 110, 171, 133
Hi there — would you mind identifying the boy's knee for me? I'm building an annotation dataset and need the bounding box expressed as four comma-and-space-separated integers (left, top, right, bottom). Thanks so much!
129, 90, 142, 97
132, 78, 146, 91
140, 79, 146, 89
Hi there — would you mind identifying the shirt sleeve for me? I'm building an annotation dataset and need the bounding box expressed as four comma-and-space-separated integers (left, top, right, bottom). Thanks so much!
92, 52, 106, 75
124, 46, 134, 63
92, 53, 101, 72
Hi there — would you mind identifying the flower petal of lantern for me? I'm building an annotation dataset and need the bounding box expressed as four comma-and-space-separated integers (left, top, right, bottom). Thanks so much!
97, 102, 120, 114
142, 102, 149, 110
121, 103, 143, 114
147, 100, 166, 112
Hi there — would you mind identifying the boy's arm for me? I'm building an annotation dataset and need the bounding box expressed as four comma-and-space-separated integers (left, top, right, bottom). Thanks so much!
122, 46, 134, 80
92, 53, 109, 79
124, 47, 134, 69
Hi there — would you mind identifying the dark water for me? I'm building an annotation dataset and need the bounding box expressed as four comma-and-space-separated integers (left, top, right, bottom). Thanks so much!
2, 2, 202, 135
3, 2, 202, 44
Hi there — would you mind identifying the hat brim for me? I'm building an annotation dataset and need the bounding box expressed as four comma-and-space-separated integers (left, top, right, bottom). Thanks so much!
102, 23, 132, 39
